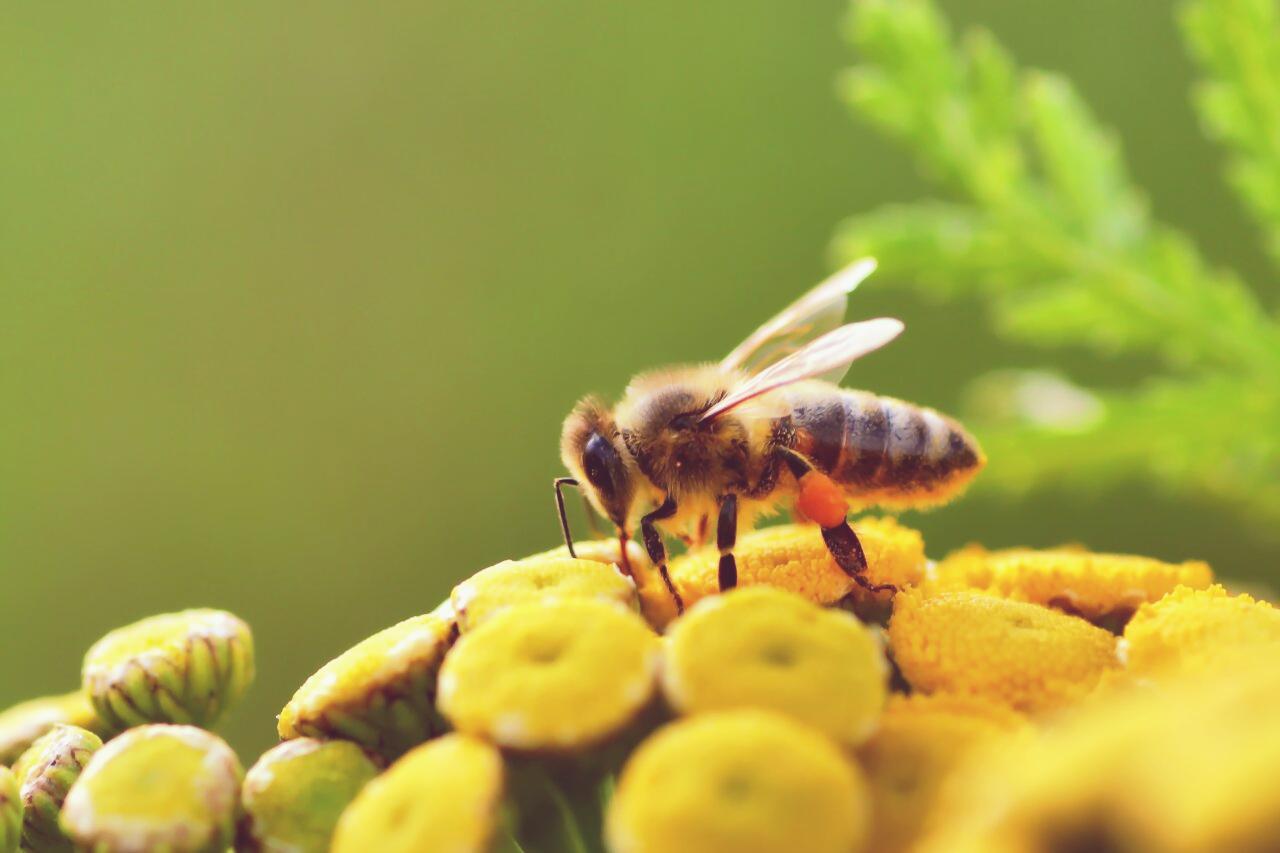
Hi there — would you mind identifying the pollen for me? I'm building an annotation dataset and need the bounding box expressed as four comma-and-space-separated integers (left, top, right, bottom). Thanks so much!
1119, 584, 1280, 677
662, 586, 886, 746
654, 519, 926, 623
605, 710, 870, 853
450, 554, 637, 633
436, 599, 659, 751
331, 734, 504, 853
932, 544, 1213, 622
888, 588, 1119, 712
277, 612, 453, 761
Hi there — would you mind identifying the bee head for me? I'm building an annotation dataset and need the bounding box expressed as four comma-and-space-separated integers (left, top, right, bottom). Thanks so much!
561, 396, 636, 528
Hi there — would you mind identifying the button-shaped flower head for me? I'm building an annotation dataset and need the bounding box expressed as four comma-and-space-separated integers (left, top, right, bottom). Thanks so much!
82, 609, 254, 731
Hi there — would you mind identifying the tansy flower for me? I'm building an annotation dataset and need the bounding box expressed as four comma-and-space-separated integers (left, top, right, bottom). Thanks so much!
932, 544, 1213, 623
450, 554, 637, 633
0, 767, 18, 853
240, 738, 380, 853
1119, 584, 1280, 677
61, 725, 243, 853
661, 586, 886, 746
888, 588, 1118, 712
330, 734, 504, 853
82, 609, 255, 731
278, 612, 453, 761
645, 519, 926, 627
917, 655, 1280, 853
857, 694, 1028, 853
605, 709, 870, 853
11, 724, 102, 851
0, 692, 105, 766
437, 599, 659, 752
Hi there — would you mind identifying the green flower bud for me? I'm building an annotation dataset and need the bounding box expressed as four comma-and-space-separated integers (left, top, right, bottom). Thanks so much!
60, 724, 243, 853
12, 724, 102, 852
0, 693, 105, 766
278, 613, 452, 761
240, 738, 379, 853
82, 609, 255, 730
0, 766, 19, 853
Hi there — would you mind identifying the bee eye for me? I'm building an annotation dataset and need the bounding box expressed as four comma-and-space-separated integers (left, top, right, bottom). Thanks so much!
582, 433, 621, 499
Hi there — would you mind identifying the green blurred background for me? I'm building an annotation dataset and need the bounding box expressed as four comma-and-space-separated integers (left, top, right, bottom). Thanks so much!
3, 1, 1274, 759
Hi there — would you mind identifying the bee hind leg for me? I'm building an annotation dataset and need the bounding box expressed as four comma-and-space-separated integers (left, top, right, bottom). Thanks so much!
822, 523, 896, 595
778, 447, 896, 595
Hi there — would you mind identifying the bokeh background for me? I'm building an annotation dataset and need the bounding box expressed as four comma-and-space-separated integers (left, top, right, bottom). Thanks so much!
4, 1, 1274, 759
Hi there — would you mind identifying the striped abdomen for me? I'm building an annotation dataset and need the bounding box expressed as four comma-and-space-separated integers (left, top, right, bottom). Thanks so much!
788, 389, 984, 507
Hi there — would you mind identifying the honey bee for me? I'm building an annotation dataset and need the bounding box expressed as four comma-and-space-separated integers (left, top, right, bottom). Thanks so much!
555, 259, 984, 611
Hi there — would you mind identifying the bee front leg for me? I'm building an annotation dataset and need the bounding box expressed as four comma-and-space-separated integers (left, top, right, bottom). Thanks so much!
640, 496, 684, 614
717, 494, 738, 592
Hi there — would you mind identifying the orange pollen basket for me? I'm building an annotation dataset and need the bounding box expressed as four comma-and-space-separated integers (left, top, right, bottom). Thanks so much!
796, 471, 848, 529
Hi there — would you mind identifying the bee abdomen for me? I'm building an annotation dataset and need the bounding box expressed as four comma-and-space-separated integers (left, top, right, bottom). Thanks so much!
792, 391, 983, 504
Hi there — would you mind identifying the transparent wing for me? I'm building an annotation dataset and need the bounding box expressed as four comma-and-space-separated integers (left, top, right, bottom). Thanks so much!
699, 318, 904, 422
719, 258, 877, 379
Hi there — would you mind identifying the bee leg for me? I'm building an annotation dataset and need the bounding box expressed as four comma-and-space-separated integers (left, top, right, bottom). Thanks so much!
717, 494, 738, 592
641, 496, 684, 614
777, 447, 896, 595
822, 523, 895, 594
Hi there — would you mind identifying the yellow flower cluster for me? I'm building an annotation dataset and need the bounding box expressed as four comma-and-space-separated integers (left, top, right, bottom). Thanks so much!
9, 521, 1278, 853
262, 525, 1280, 853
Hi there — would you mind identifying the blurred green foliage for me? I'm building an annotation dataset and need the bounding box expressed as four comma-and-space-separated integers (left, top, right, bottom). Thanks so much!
837, 0, 1280, 527
2, 1, 1277, 760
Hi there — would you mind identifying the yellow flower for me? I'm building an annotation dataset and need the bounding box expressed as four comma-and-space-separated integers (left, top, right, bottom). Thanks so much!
451, 554, 637, 633
83, 609, 255, 730
888, 588, 1118, 712
241, 738, 380, 853
437, 599, 658, 751
12, 724, 102, 851
1120, 584, 1280, 677
918, 657, 1280, 853
278, 612, 453, 761
858, 694, 1028, 853
0, 767, 18, 853
0, 692, 104, 766
331, 734, 503, 853
60, 724, 243, 853
933, 544, 1213, 622
644, 519, 926, 627
606, 709, 869, 853
662, 586, 886, 746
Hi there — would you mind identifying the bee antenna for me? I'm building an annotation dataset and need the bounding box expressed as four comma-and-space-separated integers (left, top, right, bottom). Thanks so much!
553, 477, 580, 558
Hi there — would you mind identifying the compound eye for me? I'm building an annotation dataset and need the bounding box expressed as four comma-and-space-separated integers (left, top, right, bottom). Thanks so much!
582, 433, 621, 499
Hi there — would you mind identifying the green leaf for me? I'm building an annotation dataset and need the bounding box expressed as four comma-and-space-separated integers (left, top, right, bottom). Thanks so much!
1181, 0, 1280, 266
836, 0, 1280, 527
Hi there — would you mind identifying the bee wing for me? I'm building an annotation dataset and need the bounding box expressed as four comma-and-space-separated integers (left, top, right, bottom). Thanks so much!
719, 258, 877, 377
699, 319, 903, 422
